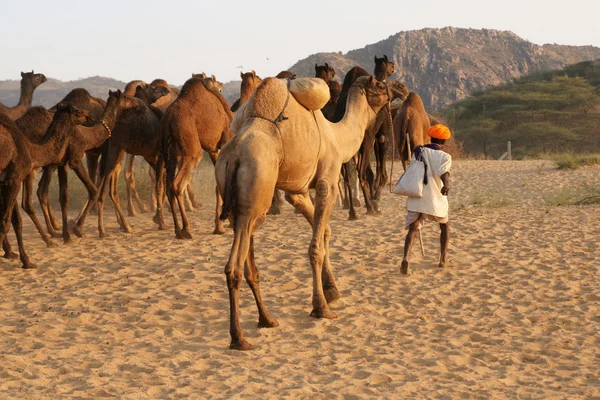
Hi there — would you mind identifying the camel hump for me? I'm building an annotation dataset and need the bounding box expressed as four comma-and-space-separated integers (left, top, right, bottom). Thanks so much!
289, 78, 330, 111
246, 78, 289, 122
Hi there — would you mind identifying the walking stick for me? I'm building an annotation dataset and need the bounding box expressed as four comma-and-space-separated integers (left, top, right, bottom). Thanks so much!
406, 133, 425, 257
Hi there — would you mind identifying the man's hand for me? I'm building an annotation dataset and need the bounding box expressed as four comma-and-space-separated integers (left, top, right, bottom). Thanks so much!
440, 172, 450, 196
441, 185, 450, 196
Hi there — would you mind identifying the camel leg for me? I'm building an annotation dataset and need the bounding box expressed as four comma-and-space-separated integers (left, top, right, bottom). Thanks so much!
245, 235, 279, 328
0, 180, 23, 260
37, 166, 61, 236
182, 186, 194, 213
171, 155, 199, 239
10, 203, 36, 269
165, 153, 183, 238
21, 172, 58, 247
372, 131, 388, 209
148, 164, 157, 213
307, 177, 338, 318
2, 237, 18, 260
109, 151, 134, 234
71, 159, 100, 238
152, 156, 167, 230
342, 162, 357, 220
86, 152, 101, 215
186, 172, 201, 209
57, 165, 74, 245
285, 192, 340, 303
97, 147, 133, 237
267, 190, 282, 215
208, 151, 225, 234
125, 153, 148, 216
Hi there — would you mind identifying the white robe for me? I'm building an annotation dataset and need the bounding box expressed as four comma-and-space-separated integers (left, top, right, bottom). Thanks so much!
406, 147, 452, 218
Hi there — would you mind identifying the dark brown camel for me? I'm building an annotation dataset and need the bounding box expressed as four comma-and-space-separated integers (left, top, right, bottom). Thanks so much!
0, 104, 93, 267
23, 95, 139, 244
321, 81, 341, 121
393, 91, 431, 169
23, 88, 109, 238
0, 71, 47, 120
156, 76, 233, 239
1, 114, 36, 268
315, 63, 336, 83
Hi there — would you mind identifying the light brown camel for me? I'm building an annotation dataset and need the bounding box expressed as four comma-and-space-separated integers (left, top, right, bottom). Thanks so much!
0, 104, 93, 268
126, 75, 226, 217
156, 76, 233, 238
231, 71, 262, 112
0, 71, 47, 120
215, 75, 390, 350
393, 91, 431, 169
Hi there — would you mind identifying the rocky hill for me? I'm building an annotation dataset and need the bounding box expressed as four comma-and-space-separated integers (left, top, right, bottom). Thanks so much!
288, 27, 600, 109
2, 28, 599, 110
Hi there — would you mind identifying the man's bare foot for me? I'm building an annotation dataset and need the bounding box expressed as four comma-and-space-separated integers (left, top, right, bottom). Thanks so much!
401, 260, 410, 275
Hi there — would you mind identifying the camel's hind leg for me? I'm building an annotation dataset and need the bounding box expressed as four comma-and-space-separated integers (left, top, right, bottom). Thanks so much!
208, 151, 225, 234
36, 166, 61, 235
246, 235, 278, 328
171, 156, 199, 239
10, 203, 36, 269
286, 191, 339, 304
125, 154, 149, 217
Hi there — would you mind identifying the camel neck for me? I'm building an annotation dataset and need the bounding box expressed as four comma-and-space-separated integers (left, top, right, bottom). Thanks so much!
29, 112, 73, 168
18, 80, 35, 110
332, 87, 376, 163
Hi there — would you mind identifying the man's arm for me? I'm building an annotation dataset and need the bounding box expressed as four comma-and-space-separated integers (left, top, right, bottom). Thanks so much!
440, 172, 450, 196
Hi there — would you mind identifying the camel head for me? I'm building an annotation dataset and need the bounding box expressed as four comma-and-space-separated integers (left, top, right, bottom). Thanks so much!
20, 70, 47, 89
315, 63, 335, 83
374, 55, 395, 81
328, 81, 342, 103
55, 102, 95, 125
386, 80, 409, 102
353, 75, 389, 113
202, 75, 224, 93
106, 89, 141, 117
275, 70, 294, 79
240, 70, 262, 94
135, 84, 169, 104
192, 72, 208, 80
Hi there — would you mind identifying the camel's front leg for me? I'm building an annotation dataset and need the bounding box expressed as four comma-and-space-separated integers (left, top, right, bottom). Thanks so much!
286, 191, 339, 304
309, 178, 338, 318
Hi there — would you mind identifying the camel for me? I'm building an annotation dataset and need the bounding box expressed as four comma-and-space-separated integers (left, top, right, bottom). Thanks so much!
215, 75, 391, 350
0, 71, 47, 120
374, 55, 395, 81
321, 81, 342, 121
0, 104, 93, 268
26, 97, 141, 244
19, 88, 110, 238
393, 91, 431, 169
126, 75, 226, 216
156, 76, 233, 238
231, 71, 262, 112
315, 63, 336, 83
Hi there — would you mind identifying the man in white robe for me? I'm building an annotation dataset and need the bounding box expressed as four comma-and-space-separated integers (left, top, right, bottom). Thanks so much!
401, 124, 452, 274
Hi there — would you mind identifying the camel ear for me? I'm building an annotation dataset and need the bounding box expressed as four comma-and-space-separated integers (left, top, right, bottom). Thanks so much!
384, 55, 388, 62
21, 71, 25, 77
252, 70, 256, 77
368, 76, 374, 86
240, 71, 244, 79
315, 63, 318, 72
117, 89, 122, 96
374, 56, 377, 63
109, 90, 114, 96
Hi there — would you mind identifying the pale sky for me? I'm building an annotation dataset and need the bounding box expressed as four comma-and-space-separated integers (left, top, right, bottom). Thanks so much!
2, 0, 599, 85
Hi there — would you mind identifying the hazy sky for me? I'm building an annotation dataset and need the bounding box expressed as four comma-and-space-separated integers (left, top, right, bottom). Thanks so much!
2, 0, 599, 85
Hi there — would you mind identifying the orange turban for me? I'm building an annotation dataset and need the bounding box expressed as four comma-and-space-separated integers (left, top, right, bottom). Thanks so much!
428, 124, 451, 140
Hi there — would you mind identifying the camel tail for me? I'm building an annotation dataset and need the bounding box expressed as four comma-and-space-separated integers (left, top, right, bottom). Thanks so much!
219, 156, 240, 221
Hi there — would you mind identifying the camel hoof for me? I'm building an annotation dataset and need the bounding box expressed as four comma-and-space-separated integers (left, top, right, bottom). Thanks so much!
212, 227, 226, 235
72, 225, 83, 238
99, 232, 110, 238
310, 307, 337, 319
127, 210, 138, 218
181, 229, 192, 240
401, 260, 410, 275
122, 226, 135, 233
348, 213, 358, 221
152, 214, 163, 225
324, 287, 341, 304
267, 204, 281, 215
366, 209, 378, 217
3, 251, 19, 260
46, 240, 59, 249
157, 224, 168, 231
352, 198, 361, 207
229, 339, 253, 351
50, 231, 63, 239
258, 318, 279, 328
192, 201, 202, 209
22, 262, 38, 269
63, 238, 76, 246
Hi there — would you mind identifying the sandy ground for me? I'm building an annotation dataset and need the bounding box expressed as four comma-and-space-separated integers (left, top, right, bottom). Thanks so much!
0, 160, 599, 399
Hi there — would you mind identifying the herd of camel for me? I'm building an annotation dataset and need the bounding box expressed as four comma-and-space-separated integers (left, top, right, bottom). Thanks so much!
0, 55, 437, 350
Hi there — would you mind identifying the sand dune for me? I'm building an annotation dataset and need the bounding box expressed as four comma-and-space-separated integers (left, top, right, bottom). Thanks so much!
0, 160, 598, 398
